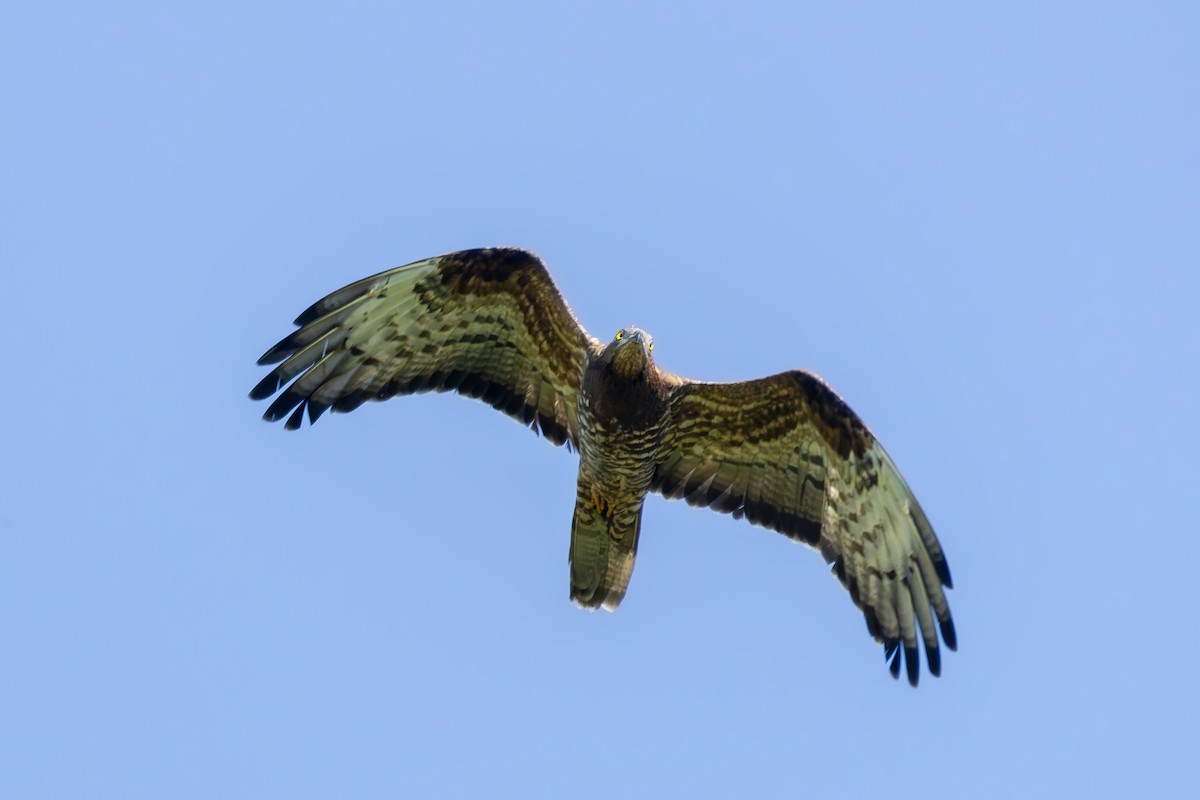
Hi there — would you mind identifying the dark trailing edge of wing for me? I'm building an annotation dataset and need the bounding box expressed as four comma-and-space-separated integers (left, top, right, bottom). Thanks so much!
649, 465, 825, 547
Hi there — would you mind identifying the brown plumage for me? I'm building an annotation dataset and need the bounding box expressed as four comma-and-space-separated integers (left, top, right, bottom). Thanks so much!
251, 247, 956, 686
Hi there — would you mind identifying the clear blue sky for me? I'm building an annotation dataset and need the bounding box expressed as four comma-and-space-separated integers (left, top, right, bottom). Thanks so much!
3, 2, 1197, 797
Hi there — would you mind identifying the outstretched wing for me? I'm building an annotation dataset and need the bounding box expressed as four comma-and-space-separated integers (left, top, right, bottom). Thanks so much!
251, 248, 600, 446
651, 370, 955, 686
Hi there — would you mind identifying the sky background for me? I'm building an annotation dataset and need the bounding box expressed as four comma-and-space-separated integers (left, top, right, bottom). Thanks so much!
2, 1, 1198, 797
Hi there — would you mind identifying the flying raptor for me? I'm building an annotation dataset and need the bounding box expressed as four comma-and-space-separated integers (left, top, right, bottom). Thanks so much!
250, 247, 956, 685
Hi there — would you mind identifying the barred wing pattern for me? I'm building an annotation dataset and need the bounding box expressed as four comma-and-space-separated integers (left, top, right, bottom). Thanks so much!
250, 248, 600, 445
651, 371, 956, 685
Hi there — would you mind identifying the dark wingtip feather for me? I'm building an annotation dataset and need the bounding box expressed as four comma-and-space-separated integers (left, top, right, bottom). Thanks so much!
249, 373, 283, 401
863, 608, 881, 640
293, 297, 334, 327
264, 390, 305, 422
307, 399, 329, 424
938, 559, 953, 589
941, 617, 958, 651
257, 334, 301, 366
292, 277, 372, 326
886, 641, 901, 679
284, 403, 306, 430
927, 645, 941, 677
257, 349, 284, 367
905, 645, 919, 687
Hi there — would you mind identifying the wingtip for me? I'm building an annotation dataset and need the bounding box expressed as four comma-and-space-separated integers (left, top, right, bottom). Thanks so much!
307, 399, 329, 424
939, 561, 954, 590
293, 303, 326, 327
941, 617, 958, 651
256, 350, 281, 367
926, 645, 941, 677
284, 403, 306, 430
249, 374, 282, 401
263, 389, 304, 422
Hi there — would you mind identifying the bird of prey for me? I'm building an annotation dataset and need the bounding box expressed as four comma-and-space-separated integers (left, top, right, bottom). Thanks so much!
250, 247, 956, 685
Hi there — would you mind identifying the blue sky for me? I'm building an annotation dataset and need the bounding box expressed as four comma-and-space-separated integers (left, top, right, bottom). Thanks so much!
2, 1, 1198, 797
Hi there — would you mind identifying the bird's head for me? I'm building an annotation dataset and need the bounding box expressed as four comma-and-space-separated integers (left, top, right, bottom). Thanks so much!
605, 326, 655, 379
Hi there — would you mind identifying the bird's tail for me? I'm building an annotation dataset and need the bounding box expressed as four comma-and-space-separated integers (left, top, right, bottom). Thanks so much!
569, 494, 643, 611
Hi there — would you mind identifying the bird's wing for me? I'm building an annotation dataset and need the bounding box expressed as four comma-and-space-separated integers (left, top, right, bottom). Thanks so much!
251, 248, 600, 447
651, 370, 955, 685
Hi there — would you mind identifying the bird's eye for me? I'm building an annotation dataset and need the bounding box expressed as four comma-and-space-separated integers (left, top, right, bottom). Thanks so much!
615, 330, 623, 340
648, 342, 654, 351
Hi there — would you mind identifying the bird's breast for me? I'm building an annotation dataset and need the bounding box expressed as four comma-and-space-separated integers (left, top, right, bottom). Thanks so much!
577, 380, 668, 495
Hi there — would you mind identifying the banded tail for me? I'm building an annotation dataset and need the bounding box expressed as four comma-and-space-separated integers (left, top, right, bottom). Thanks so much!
569, 495, 643, 610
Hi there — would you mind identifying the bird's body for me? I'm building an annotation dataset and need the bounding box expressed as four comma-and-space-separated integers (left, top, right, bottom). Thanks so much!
251, 247, 957, 685
572, 328, 672, 609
